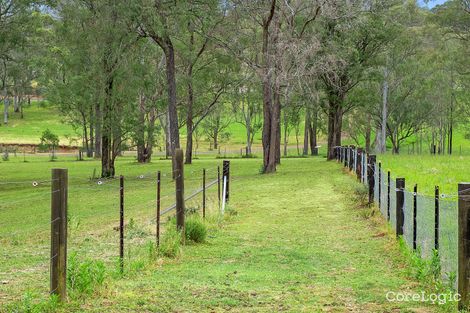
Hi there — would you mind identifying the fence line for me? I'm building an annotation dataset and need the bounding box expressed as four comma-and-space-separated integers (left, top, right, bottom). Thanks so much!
0, 160, 231, 305
334, 145, 469, 309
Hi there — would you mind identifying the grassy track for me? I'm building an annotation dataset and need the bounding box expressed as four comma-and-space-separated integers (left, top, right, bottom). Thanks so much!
1, 157, 435, 312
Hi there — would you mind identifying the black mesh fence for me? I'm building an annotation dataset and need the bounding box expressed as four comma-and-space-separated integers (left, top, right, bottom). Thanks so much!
339, 147, 460, 284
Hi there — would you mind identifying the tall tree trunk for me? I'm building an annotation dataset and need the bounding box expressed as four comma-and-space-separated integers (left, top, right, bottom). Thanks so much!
165, 112, 171, 159
88, 107, 94, 158
137, 94, 147, 163
185, 67, 194, 164
145, 108, 156, 163
13, 95, 19, 112
309, 110, 318, 156
89, 122, 94, 158
213, 127, 218, 150
273, 82, 281, 164
163, 40, 180, 167
94, 102, 102, 158
246, 115, 252, 155
379, 67, 388, 153
303, 109, 310, 155
261, 0, 276, 173
101, 74, 114, 178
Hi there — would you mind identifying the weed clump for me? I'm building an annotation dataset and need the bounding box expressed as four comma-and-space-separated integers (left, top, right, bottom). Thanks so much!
185, 216, 207, 243
158, 227, 181, 258
67, 253, 105, 296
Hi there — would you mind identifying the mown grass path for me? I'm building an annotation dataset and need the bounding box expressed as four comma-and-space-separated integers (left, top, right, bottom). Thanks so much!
74, 158, 436, 312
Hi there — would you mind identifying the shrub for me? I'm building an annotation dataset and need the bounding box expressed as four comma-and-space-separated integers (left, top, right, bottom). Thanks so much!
67, 253, 106, 296
38, 129, 59, 153
158, 227, 181, 258
185, 216, 207, 243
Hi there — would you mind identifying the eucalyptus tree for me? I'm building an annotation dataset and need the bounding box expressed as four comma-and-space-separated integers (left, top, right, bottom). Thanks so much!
175, 1, 229, 164
232, 73, 262, 155
49, 0, 140, 177
0, 1, 47, 123
317, 0, 397, 160
220, 0, 323, 172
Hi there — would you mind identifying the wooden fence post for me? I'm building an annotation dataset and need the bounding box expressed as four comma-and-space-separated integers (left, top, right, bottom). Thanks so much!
175, 149, 185, 235
378, 162, 382, 209
435, 185, 440, 251
367, 155, 376, 205
156, 171, 161, 247
344, 146, 348, 167
349, 146, 355, 171
202, 168, 206, 219
458, 183, 470, 310
223, 160, 230, 203
356, 148, 363, 181
51, 168, 68, 301
120, 175, 124, 273
396, 178, 405, 238
413, 184, 417, 251
387, 171, 391, 221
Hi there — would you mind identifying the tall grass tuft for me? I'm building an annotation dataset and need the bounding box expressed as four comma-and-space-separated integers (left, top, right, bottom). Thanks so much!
67, 253, 106, 297
158, 227, 181, 258
185, 216, 207, 243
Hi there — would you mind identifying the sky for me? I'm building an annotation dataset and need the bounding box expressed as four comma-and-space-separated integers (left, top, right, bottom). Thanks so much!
417, 0, 448, 8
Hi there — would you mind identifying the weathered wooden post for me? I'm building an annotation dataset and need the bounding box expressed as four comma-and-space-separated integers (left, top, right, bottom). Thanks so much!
367, 155, 376, 204
396, 178, 405, 238
458, 183, 470, 310
435, 185, 440, 251
175, 149, 185, 236
356, 148, 363, 181
387, 171, 391, 221
413, 184, 417, 251
349, 146, 355, 171
156, 171, 161, 247
202, 168, 206, 219
51, 168, 68, 301
223, 160, 230, 203
344, 146, 348, 167
119, 175, 124, 273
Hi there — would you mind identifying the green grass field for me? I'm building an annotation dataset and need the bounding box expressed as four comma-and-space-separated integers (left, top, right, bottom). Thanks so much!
0, 103, 465, 312
376, 154, 469, 197
0, 103, 308, 154
0, 102, 77, 145
0, 155, 448, 312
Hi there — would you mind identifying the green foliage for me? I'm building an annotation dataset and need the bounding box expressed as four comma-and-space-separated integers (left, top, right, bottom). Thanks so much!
158, 227, 182, 258
38, 129, 59, 152
184, 216, 207, 243
67, 253, 106, 296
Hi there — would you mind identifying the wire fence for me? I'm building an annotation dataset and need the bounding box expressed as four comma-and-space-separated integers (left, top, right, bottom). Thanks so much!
0, 162, 227, 304
335, 146, 460, 288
